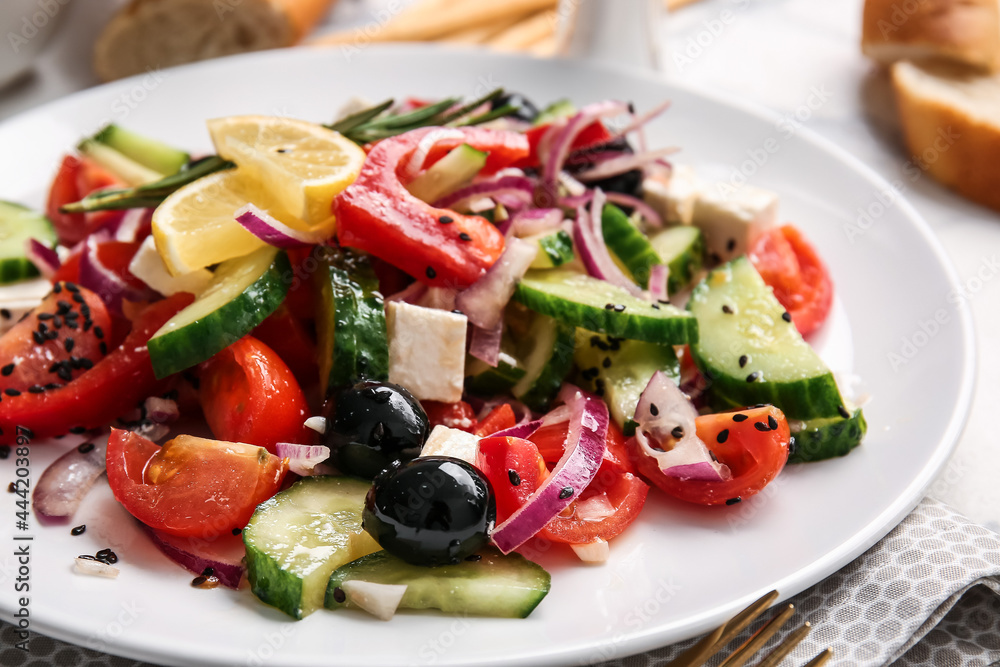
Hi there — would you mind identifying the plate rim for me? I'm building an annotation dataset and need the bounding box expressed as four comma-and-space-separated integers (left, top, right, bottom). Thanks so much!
0, 43, 978, 667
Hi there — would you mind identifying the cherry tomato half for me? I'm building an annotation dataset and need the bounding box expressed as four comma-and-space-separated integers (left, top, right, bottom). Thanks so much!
199, 335, 312, 453
106, 428, 288, 538
476, 435, 548, 524
631, 405, 791, 506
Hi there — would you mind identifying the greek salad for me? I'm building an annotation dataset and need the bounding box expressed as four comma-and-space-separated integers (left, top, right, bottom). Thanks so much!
0, 89, 866, 622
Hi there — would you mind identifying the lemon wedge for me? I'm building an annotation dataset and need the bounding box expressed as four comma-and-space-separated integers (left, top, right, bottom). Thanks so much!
207, 115, 366, 225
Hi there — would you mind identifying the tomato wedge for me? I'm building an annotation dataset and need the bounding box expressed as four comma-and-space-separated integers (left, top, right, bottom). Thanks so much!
199, 336, 312, 453
529, 421, 649, 544
46, 154, 124, 247
422, 400, 477, 433
106, 429, 288, 538
474, 403, 517, 437
631, 405, 791, 506
749, 225, 833, 336
476, 436, 548, 524
334, 127, 529, 289
0, 293, 191, 444
0, 283, 111, 393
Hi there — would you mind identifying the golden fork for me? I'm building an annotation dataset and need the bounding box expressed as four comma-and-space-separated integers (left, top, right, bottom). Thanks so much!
666, 590, 832, 667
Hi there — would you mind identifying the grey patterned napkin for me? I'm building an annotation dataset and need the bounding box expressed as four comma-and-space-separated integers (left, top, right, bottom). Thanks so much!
3, 498, 999, 667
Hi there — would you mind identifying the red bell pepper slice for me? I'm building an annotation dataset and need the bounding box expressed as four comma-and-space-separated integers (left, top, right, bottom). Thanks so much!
0, 293, 192, 444
334, 127, 529, 289
46, 154, 124, 247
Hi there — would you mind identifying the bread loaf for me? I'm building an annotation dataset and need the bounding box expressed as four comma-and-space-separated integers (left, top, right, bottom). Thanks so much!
94, 0, 336, 82
862, 0, 1000, 71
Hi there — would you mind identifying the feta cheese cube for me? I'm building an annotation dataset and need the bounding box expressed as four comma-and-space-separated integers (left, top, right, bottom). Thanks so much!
128, 236, 213, 297
419, 424, 480, 465
692, 182, 779, 262
386, 301, 467, 403
642, 164, 701, 225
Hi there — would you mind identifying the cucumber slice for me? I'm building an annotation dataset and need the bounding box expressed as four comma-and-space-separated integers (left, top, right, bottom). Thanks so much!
573, 329, 679, 430
511, 312, 575, 411
601, 204, 705, 295
789, 407, 867, 463
244, 476, 379, 619
649, 225, 706, 295
148, 246, 289, 378
527, 229, 574, 269
514, 269, 698, 345
687, 257, 843, 420
91, 125, 190, 176
406, 143, 487, 204
325, 548, 550, 618
534, 99, 576, 126
0, 201, 56, 285
315, 249, 389, 395
465, 347, 526, 396
77, 140, 164, 185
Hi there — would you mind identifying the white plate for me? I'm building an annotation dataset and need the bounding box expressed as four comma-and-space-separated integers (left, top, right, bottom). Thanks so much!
0, 46, 974, 667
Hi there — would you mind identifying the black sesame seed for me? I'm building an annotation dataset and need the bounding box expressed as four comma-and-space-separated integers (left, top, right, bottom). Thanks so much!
37, 312, 53, 320
754, 421, 770, 432
99, 342, 108, 355
71, 525, 86, 536
613, 304, 626, 312
7, 483, 14, 493
72, 293, 84, 304
79, 358, 93, 370
202, 567, 215, 577
837, 405, 851, 419
0, 309, 9, 320
594, 378, 606, 397
57, 300, 71, 314
657, 299, 670, 305
425, 266, 436, 280
64, 338, 75, 353
438, 215, 454, 224
604, 303, 615, 310
0, 446, 9, 459
232, 527, 242, 535
651, 303, 660, 310
77, 554, 97, 561
82, 319, 91, 332
465, 553, 482, 562
32, 331, 44, 345
508, 469, 521, 486
94, 326, 104, 340
53, 316, 62, 328
1, 364, 13, 376
738, 355, 748, 368
46, 330, 58, 341
722, 305, 733, 314
4, 388, 21, 397
53, 284, 62, 294
45, 383, 62, 390
57, 365, 72, 382
781, 311, 792, 323
725, 497, 742, 506
77, 442, 95, 454
332, 586, 346, 603
191, 576, 208, 586
458, 232, 472, 242
70, 426, 87, 434
558, 486, 574, 500
732, 413, 749, 422
726, 238, 737, 252
671, 425, 684, 439
602, 357, 612, 369
717, 429, 729, 444
746, 371, 761, 383
767, 415, 778, 430
27, 385, 43, 394
650, 403, 659, 416
65, 283, 79, 293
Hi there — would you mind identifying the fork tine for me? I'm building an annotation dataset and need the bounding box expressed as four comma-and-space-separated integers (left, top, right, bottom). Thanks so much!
753, 621, 812, 667
716, 604, 795, 667
801, 648, 833, 667
664, 590, 780, 667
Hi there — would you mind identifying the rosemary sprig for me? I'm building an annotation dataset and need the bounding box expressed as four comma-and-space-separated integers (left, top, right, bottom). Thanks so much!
61, 89, 517, 214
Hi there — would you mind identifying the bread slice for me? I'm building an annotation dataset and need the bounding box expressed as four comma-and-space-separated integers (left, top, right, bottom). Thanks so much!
94, 0, 336, 82
862, 0, 1000, 71
892, 59, 1000, 211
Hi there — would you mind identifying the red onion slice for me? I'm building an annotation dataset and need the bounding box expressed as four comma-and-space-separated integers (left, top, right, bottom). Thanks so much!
574, 147, 679, 183
404, 128, 467, 181
143, 525, 246, 589
433, 175, 535, 212
648, 264, 669, 302
489, 418, 543, 440
78, 235, 149, 314
24, 239, 61, 278
611, 100, 672, 141
604, 191, 664, 228
491, 387, 608, 553
114, 208, 154, 242
234, 204, 331, 248
632, 371, 730, 482
468, 315, 504, 367
455, 236, 537, 330
540, 101, 630, 201
33, 436, 108, 520
573, 190, 643, 296
510, 208, 563, 237
275, 442, 331, 476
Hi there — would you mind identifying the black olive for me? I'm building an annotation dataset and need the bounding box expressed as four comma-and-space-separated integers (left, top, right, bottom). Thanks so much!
322, 381, 429, 479
567, 136, 644, 198
491, 92, 540, 123
363, 457, 496, 567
